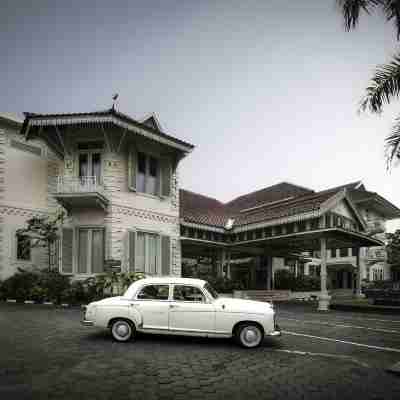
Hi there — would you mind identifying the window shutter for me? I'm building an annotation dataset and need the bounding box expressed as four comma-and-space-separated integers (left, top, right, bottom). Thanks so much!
128, 230, 136, 272
161, 158, 171, 197
161, 235, 171, 275
61, 228, 73, 273
128, 146, 137, 191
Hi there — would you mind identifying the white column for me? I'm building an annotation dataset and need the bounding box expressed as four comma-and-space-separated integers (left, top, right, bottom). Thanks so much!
354, 247, 363, 297
226, 250, 231, 279
266, 255, 272, 290
219, 248, 226, 278
318, 237, 331, 311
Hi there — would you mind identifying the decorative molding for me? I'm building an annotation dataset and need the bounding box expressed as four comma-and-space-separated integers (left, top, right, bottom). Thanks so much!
0, 204, 49, 218
112, 204, 179, 225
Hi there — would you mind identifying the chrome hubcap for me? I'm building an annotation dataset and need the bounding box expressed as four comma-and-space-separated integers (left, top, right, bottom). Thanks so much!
245, 330, 257, 342
241, 327, 261, 346
113, 322, 131, 340
116, 324, 129, 337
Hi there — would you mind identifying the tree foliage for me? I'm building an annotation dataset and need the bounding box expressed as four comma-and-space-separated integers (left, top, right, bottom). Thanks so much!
17, 210, 65, 270
386, 228, 400, 269
336, 0, 400, 168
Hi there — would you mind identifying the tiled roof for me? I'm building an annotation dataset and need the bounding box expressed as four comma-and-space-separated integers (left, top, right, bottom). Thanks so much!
21, 109, 194, 150
226, 182, 314, 212
232, 190, 336, 227
180, 182, 343, 229
179, 190, 230, 228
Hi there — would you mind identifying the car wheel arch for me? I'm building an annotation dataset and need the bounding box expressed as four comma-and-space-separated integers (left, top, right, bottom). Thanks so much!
108, 317, 136, 330
232, 320, 265, 337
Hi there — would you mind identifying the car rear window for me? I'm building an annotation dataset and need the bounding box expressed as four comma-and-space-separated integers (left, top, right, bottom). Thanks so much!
137, 285, 169, 300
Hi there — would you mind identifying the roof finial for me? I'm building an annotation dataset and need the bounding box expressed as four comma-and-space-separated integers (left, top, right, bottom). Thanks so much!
112, 93, 119, 110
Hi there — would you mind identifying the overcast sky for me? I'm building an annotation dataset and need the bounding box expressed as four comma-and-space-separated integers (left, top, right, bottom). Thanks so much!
2, 0, 400, 230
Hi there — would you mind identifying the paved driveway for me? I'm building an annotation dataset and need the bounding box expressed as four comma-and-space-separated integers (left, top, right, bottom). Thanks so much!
1, 302, 400, 400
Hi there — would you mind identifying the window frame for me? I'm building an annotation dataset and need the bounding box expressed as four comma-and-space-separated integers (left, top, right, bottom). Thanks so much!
135, 284, 171, 301
16, 233, 31, 262
76, 146, 104, 184
172, 284, 207, 303
76, 226, 105, 275
132, 229, 161, 276
135, 151, 160, 197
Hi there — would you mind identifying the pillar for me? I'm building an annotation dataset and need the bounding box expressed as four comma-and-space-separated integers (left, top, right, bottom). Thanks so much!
354, 247, 363, 297
266, 255, 272, 290
318, 237, 331, 311
226, 250, 231, 279
218, 248, 226, 278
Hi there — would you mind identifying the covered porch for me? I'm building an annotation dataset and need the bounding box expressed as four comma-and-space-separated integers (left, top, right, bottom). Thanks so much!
181, 226, 383, 310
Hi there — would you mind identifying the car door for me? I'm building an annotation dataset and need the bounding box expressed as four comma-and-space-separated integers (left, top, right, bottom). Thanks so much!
169, 284, 216, 333
133, 284, 170, 330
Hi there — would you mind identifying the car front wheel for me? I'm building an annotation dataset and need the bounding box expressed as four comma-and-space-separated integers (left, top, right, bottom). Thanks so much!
235, 323, 263, 348
110, 319, 135, 342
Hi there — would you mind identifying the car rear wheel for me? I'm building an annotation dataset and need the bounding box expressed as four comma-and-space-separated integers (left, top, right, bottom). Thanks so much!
235, 323, 263, 348
110, 319, 135, 342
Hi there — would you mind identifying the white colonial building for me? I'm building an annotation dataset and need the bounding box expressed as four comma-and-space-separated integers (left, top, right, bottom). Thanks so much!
0, 110, 193, 280
1, 111, 400, 306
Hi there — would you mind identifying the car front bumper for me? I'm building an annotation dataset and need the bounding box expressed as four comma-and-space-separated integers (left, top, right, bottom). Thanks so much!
266, 329, 282, 337
81, 318, 95, 326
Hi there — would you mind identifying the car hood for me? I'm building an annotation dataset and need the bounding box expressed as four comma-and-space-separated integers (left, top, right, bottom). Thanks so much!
213, 297, 273, 313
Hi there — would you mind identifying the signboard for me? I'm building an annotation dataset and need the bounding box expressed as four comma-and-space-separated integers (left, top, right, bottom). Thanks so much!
104, 259, 121, 272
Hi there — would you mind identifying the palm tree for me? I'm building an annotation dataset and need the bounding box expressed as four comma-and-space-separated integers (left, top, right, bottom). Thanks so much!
336, 0, 400, 167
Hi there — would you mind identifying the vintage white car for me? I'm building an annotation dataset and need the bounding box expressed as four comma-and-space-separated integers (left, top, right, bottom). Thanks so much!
82, 277, 281, 348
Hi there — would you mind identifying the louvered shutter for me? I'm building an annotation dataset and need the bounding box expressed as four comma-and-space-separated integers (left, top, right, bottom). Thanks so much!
160, 158, 171, 197
128, 230, 136, 272
61, 228, 73, 273
161, 235, 171, 275
128, 145, 137, 191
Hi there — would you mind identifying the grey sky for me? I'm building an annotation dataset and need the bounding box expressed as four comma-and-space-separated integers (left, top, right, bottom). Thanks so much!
2, 0, 400, 230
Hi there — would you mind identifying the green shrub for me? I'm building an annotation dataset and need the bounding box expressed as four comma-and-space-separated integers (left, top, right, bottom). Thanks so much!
200, 276, 245, 293
0, 268, 41, 301
274, 270, 320, 291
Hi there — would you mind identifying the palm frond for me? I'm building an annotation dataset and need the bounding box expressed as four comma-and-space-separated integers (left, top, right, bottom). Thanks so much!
360, 53, 400, 113
386, 115, 400, 168
336, 0, 380, 31
383, 0, 400, 39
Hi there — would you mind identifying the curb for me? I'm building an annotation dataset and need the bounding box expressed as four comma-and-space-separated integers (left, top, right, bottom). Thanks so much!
386, 362, 400, 376
330, 303, 400, 314
2, 299, 87, 309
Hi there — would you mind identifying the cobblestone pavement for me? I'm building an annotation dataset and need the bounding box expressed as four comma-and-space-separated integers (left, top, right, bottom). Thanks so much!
1, 302, 400, 400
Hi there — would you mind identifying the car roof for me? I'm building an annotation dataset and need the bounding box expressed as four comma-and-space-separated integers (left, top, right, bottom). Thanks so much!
123, 277, 207, 298
135, 277, 206, 285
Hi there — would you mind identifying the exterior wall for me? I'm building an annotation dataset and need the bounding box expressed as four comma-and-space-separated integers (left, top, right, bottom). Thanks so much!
0, 120, 53, 280
54, 127, 182, 277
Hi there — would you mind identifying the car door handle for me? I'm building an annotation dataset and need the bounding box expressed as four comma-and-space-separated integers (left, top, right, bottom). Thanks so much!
130, 303, 140, 307
169, 304, 179, 309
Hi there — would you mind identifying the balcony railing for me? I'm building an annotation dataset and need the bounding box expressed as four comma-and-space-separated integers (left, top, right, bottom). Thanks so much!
56, 176, 105, 195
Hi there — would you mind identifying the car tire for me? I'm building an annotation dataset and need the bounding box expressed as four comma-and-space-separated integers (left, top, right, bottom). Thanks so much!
235, 323, 263, 348
110, 319, 135, 342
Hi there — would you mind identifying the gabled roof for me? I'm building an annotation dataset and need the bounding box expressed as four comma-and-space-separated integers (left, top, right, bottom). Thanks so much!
226, 182, 314, 212
180, 180, 394, 230
20, 108, 194, 153
317, 180, 364, 194
140, 113, 163, 131
348, 188, 400, 219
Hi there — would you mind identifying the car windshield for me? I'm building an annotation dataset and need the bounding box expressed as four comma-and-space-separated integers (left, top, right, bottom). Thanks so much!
204, 283, 219, 299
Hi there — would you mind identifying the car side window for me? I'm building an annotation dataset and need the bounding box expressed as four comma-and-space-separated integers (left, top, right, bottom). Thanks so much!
173, 285, 205, 302
137, 285, 169, 300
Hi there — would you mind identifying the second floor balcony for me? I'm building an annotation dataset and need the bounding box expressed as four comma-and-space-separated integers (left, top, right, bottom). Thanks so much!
54, 176, 109, 211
